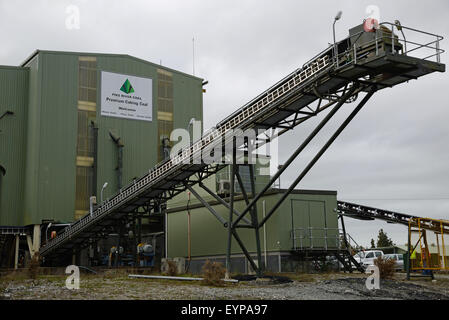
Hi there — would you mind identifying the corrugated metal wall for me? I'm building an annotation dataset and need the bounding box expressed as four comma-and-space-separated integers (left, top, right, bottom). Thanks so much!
0, 66, 29, 225
1, 50, 203, 226
167, 191, 338, 257
29, 53, 79, 225
23, 55, 42, 225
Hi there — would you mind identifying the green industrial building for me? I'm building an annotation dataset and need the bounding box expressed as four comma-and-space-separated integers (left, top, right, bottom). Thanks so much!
167, 181, 339, 273
0, 50, 341, 272
0, 50, 202, 226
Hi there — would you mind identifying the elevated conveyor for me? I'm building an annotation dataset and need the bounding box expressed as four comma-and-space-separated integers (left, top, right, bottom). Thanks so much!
338, 201, 449, 234
40, 22, 445, 260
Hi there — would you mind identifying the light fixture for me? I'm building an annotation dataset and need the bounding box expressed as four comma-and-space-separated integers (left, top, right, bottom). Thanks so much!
45, 222, 52, 242
335, 11, 343, 21
333, 11, 343, 68
101, 182, 108, 203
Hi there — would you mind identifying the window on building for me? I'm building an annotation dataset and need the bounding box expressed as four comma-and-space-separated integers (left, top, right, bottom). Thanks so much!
79, 58, 97, 104
157, 69, 173, 162
75, 56, 97, 220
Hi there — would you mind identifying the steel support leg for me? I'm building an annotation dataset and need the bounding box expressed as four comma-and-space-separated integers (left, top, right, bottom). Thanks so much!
138, 216, 142, 244
133, 213, 137, 267
115, 223, 122, 267
14, 234, 19, 269
234, 166, 264, 276
230, 163, 262, 275
232, 229, 260, 274
407, 224, 411, 280
248, 164, 264, 275
226, 139, 236, 277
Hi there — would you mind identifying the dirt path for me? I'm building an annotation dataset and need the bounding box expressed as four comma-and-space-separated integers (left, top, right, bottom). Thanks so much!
1, 271, 448, 300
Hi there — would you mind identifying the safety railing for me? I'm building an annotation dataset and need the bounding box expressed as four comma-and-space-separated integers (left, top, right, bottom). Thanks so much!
342, 232, 363, 252
0, 226, 29, 235
291, 227, 342, 251
334, 22, 444, 70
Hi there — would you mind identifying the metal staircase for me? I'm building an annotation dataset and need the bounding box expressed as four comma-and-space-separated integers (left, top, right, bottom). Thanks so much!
290, 227, 365, 272
40, 22, 445, 261
334, 249, 365, 273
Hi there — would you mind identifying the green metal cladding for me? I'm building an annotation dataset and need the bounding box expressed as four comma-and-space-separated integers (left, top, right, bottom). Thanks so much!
0, 66, 29, 226
167, 190, 338, 257
0, 50, 203, 226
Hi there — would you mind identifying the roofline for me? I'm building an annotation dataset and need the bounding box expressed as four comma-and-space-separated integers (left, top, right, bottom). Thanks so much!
167, 188, 337, 214
19, 49, 204, 81
0, 64, 29, 71
20, 49, 39, 67
273, 188, 337, 196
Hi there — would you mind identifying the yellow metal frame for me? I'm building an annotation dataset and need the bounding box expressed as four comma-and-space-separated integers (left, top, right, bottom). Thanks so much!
408, 217, 449, 271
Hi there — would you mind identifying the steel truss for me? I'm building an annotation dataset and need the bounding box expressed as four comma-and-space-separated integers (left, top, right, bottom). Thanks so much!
202, 83, 377, 276
40, 22, 444, 268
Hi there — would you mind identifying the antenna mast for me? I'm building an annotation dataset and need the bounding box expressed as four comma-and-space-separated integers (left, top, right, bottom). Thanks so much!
192, 36, 195, 76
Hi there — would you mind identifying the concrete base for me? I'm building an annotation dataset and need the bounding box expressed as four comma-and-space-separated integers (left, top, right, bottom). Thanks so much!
177, 252, 340, 275
161, 257, 186, 275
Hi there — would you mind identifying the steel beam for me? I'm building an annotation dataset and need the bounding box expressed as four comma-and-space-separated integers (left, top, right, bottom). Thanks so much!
232, 84, 360, 228
185, 184, 228, 227
248, 164, 264, 274
258, 86, 377, 228
231, 229, 259, 274
226, 139, 236, 275
198, 182, 252, 225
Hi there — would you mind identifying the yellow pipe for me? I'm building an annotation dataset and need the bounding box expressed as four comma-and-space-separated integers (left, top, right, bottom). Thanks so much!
441, 221, 447, 270
418, 219, 423, 268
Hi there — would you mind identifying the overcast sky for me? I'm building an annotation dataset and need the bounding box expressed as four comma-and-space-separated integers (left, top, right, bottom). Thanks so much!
1, 0, 448, 247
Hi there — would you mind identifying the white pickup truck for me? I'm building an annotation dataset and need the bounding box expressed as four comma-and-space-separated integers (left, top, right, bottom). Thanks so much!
352, 250, 384, 269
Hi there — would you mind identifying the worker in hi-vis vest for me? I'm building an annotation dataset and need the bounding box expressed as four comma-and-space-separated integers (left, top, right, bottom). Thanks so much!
411, 248, 417, 260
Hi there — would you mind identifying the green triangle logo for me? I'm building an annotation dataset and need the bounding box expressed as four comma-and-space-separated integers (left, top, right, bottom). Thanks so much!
120, 79, 134, 94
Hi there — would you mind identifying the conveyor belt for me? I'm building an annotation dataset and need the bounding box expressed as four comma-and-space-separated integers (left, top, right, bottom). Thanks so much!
337, 201, 449, 233
40, 22, 445, 258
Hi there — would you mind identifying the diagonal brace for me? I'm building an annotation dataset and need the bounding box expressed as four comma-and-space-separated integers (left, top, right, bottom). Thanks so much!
185, 184, 228, 227
232, 84, 361, 228
198, 182, 252, 226
258, 86, 377, 228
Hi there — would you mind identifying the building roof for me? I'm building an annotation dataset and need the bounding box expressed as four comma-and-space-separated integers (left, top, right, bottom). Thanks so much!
19, 49, 203, 82
167, 188, 337, 214
273, 188, 337, 196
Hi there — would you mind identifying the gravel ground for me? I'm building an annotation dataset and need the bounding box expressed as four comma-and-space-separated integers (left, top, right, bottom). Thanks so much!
1, 271, 448, 300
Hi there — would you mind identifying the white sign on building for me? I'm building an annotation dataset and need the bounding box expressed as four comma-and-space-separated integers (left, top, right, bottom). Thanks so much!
100, 71, 153, 122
